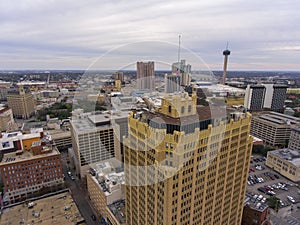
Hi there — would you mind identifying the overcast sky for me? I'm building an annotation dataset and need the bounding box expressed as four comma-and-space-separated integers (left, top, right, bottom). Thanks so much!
0, 0, 299, 71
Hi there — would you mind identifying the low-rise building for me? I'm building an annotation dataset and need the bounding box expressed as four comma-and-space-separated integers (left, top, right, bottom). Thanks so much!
87, 159, 125, 225
50, 130, 72, 150
0, 131, 41, 152
288, 126, 300, 151
0, 131, 64, 203
266, 149, 300, 182
242, 196, 269, 225
0, 190, 84, 225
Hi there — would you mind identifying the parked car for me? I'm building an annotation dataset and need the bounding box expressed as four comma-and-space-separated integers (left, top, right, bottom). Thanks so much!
258, 187, 267, 193
267, 191, 276, 196
264, 186, 271, 191
280, 186, 288, 191
274, 174, 280, 179
279, 200, 285, 206
256, 165, 263, 171
287, 196, 295, 203
267, 185, 274, 190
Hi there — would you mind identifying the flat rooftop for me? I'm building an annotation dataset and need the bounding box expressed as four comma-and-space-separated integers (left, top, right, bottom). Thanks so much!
244, 194, 268, 212
0, 145, 60, 165
269, 148, 300, 167
88, 111, 129, 124
90, 159, 125, 197
48, 130, 71, 140
0, 191, 85, 225
256, 112, 300, 125
71, 111, 129, 133
194, 83, 245, 94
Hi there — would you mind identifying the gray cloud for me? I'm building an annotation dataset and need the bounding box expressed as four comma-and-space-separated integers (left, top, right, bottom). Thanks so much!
0, 0, 299, 70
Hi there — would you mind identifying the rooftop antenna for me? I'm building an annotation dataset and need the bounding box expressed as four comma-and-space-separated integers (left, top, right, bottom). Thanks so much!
177, 35, 181, 64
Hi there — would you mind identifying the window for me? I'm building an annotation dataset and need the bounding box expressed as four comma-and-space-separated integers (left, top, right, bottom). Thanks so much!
169, 105, 172, 113
181, 106, 184, 114
188, 105, 191, 112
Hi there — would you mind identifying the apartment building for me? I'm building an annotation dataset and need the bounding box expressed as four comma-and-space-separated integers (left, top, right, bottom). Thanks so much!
136, 61, 155, 91
124, 93, 253, 225
244, 84, 287, 112
244, 85, 266, 111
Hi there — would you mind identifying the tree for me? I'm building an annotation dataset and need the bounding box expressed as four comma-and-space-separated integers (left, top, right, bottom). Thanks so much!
267, 196, 280, 211
252, 145, 275, 157
252, 145, 264, 154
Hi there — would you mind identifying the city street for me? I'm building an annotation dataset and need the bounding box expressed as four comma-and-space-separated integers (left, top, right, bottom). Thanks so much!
61, 152, 101, 225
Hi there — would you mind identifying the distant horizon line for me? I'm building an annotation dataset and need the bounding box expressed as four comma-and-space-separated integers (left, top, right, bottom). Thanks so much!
0, 69, 300, 73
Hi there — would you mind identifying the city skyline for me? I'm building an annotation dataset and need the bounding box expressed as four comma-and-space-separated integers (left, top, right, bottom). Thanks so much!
0, 0, 300, 71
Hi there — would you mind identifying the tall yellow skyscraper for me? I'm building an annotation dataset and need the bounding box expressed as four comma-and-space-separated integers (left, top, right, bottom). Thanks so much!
7, 86, 35, 119
124, 93, 253, 225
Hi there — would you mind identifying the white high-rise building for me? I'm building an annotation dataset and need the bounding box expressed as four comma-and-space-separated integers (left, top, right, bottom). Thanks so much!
70, 111, 129, 177
164, 73, 181, 93
172, 59, 191, 86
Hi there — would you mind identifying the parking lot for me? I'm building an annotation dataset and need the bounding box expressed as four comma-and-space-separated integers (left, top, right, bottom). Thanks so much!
246, 155, 300, 208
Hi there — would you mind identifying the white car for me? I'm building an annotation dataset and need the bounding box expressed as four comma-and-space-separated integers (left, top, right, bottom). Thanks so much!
256, 166, 262, 170
287, 196, 295, 203
257, 195, 263, 201
279, 200, 285, 206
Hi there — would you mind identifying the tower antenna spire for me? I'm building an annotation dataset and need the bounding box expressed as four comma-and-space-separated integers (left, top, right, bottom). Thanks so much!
178, 35, 181, 64
222, 43, 231, 85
